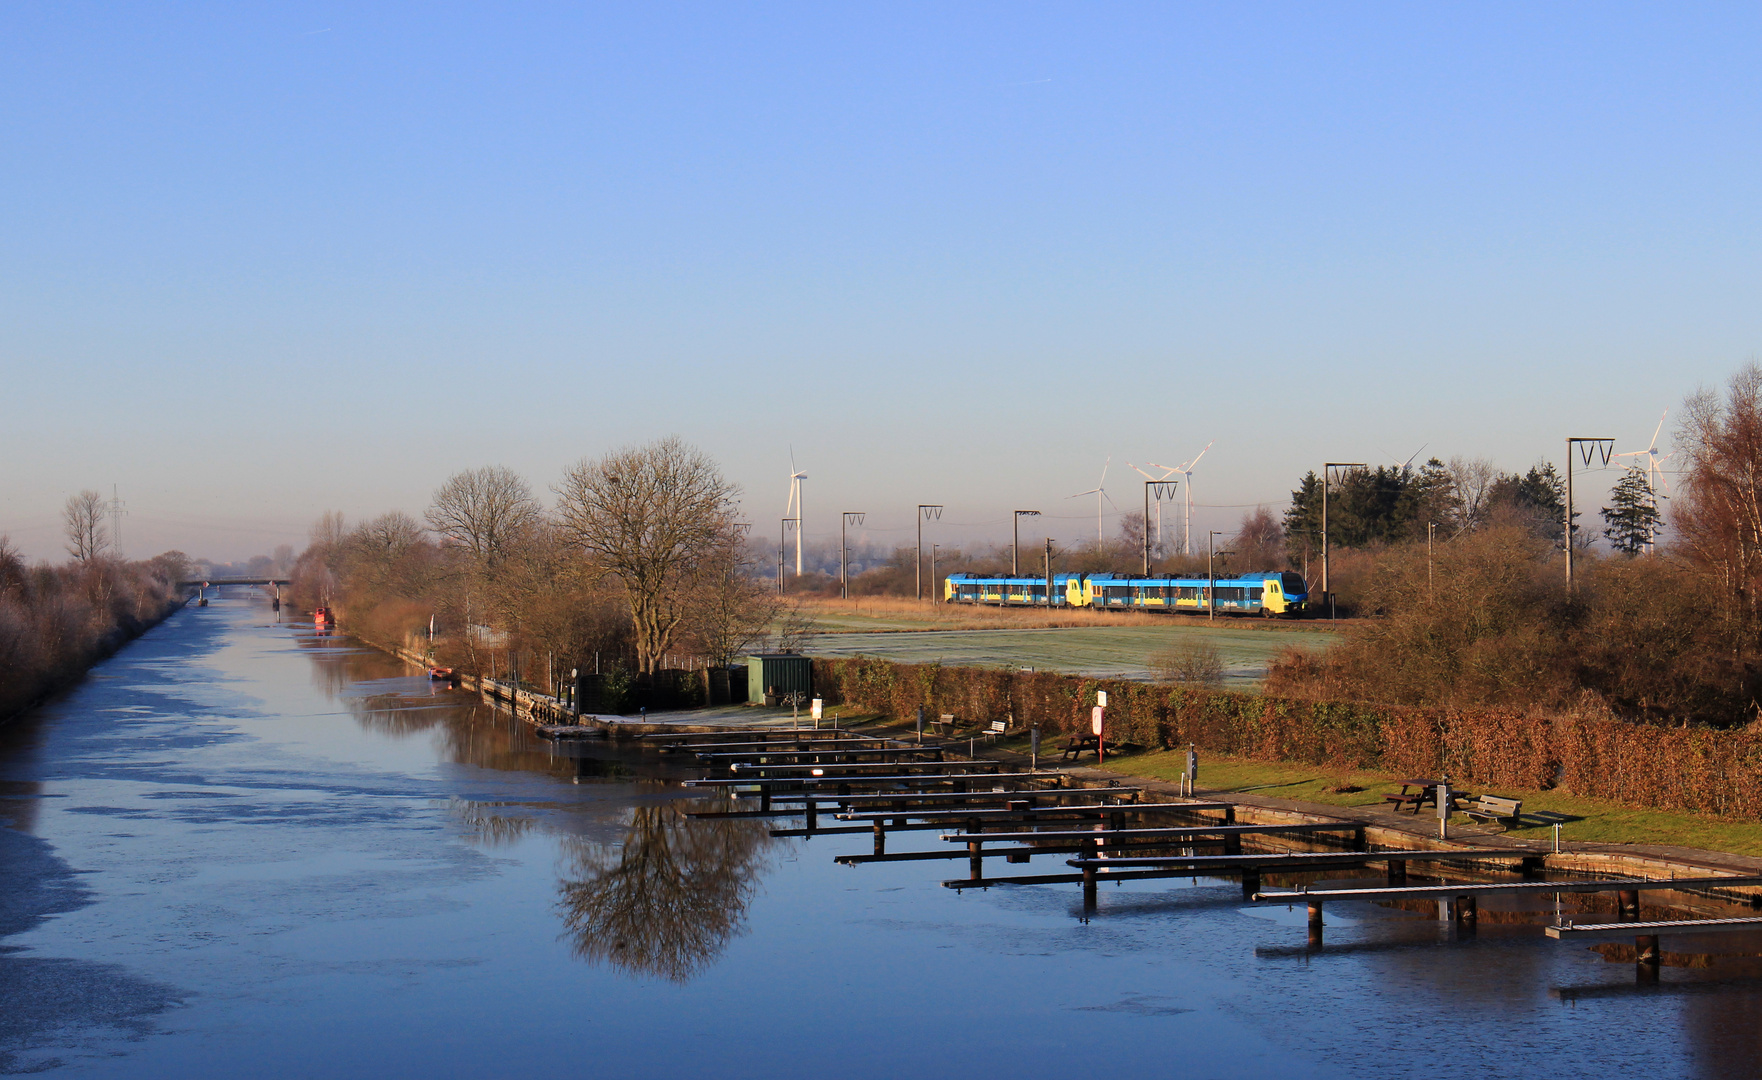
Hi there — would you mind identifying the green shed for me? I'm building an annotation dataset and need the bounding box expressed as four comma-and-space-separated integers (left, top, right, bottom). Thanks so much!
744, 653, 812, 705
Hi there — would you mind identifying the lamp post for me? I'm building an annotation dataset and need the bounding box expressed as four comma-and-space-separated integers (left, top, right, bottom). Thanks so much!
1143, 481, 1179, 576
1013, 510, 1041, 576
840, 512, 865, 599
1321, 462, 1365, 621
931, 543, 941, 600
917, 505, 944, 601
1207, 530, 1235, 622
1564, 437, 1614, 592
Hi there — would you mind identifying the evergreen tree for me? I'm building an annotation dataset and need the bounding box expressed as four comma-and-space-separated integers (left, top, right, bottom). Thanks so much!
1284, 471, 1323, 552
1601, 464, 1663, 555
1399, 458, 1459, 540
1487, 461, 1572, 545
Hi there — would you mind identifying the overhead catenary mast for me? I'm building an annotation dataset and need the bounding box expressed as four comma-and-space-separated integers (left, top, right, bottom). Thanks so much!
108, 484, 127, 559
1128, 462, 1179, 553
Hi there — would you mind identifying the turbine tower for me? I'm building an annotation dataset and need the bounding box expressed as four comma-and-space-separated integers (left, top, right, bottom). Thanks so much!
1615, 409, 1673, 550
785, 450, 807, 576
1149, 440, 1214, 556
1067, 456, 1116, 547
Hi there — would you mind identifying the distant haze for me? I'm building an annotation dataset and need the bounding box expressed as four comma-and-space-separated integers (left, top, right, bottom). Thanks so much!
4, 4, 1752, 561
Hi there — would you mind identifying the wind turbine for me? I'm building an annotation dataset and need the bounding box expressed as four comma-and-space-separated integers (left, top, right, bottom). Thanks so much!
1067, 456, 1116, 547
785, 449, 807, 576
1128, 462, 1179, 554
1379, 444, 1428, 472
1615, 409, 1673, 549
1148, 440, 1214, 555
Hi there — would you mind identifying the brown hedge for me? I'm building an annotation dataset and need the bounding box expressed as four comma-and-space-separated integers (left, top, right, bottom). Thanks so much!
811, 656, 1762, 820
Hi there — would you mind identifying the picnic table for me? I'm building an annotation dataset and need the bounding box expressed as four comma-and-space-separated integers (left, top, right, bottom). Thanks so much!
1383, 778, 1471, 815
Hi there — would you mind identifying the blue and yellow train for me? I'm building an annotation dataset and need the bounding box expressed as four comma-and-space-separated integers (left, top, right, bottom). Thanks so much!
943, 571, 1311, 618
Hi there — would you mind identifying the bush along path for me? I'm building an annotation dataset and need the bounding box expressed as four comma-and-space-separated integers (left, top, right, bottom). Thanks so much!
812, 655, 1762, 823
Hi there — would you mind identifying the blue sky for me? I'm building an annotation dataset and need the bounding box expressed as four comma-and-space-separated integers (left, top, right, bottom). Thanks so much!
5, 3, 1759, 561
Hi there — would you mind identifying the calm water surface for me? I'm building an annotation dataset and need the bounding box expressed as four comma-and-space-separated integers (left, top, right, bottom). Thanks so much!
3, 597, 1760, 1078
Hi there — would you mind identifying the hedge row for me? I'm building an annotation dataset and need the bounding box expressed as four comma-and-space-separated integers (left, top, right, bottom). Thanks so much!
810, 656, 1762, 820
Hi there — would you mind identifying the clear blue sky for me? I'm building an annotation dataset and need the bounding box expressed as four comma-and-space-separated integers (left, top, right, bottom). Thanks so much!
6, 2, 1760, 561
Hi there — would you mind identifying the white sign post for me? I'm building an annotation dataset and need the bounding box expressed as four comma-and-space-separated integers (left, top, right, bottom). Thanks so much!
811, 697, 823, 724
1091, 705, 1105, 766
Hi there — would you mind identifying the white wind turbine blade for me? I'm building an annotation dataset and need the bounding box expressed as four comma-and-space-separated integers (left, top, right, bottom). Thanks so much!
1652, 452, 1676, 496
1067, 488, 1101, 499
1099, 455, 1111, 485
1647, 409, 1668, 451
1180, 440, 1215, 473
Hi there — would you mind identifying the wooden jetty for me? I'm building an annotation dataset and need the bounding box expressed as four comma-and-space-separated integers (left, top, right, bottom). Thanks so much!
934, 847, 1534, 901
839, 823, 1364, 866
1255, 874, 1762, 949
691, 787, 1139, 822
695, 747, 947, 763
727, 760, 1003, 776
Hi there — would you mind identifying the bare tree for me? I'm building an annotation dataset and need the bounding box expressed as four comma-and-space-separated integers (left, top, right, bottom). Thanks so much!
1231, 506, 1284, 568
1446, 456, 1497, 532
426, 466, 541, 570
554, 437, 740, 676
353, 511, 425, 556
556, 804, 771, 982
310, 511, 348, 553
1678, 363, 1762, 618
63, 490, 109, 563
683, 536, 782, 666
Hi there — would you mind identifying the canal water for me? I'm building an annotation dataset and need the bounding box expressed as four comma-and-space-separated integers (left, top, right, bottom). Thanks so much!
2, 597, 1761, 1078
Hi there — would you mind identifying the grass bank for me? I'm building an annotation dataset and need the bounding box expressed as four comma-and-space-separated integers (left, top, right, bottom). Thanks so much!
988, 736, 1762, 858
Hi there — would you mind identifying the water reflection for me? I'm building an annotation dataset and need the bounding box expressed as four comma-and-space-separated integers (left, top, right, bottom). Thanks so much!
556, 804, 772, 982
294, 630, 777, 982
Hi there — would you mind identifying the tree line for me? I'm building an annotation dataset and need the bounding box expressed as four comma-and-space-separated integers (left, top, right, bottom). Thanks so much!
293, 437, 788, 687
0, 508, 188, 721
1269, 363, 1762, 725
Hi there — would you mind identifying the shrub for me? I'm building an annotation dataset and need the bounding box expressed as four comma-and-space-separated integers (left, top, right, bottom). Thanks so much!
1148, 641, 1225, 687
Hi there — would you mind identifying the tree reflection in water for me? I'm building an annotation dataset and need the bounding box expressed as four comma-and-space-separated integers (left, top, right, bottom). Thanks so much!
557, 803, 771, 982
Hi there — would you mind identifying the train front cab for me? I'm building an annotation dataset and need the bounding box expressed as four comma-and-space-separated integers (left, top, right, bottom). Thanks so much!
1261, 572, 1310, 617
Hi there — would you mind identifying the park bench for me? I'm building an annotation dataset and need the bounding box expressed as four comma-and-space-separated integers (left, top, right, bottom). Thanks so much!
932, 714, 957, 736
1462, 795, 1524, 829
985, 719, 1008, 738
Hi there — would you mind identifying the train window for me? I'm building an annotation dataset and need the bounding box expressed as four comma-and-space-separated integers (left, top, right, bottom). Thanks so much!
1250, 587, 1263, 601
1281, 573, 1306, 593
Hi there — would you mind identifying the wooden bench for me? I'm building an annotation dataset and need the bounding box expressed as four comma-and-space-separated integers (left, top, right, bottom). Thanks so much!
985, 719, 1008, 738
1061, 735, 1121, 762
932, 714, 957, 736
1383, 791, 1425, 813
1462, 795, 1523, 829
